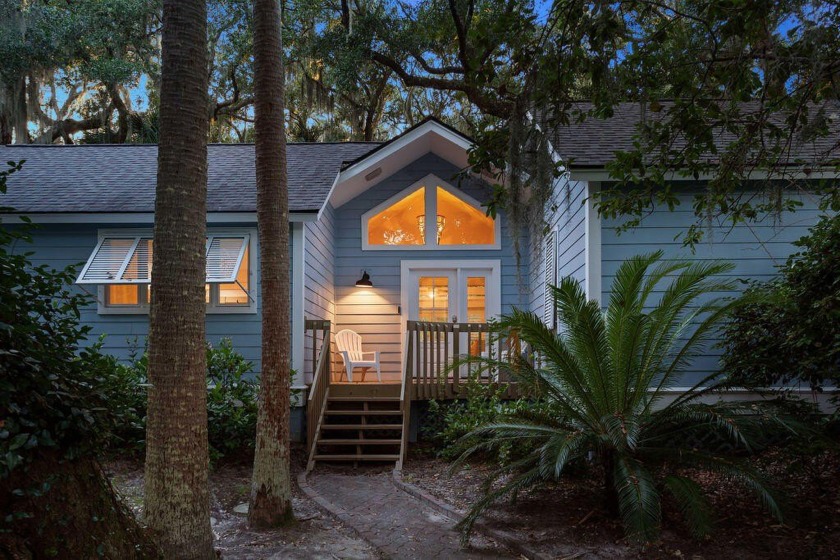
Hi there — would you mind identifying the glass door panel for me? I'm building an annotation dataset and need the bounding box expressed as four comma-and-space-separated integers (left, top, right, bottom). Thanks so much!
418, 276, 450, 322
465, 276, 487, 356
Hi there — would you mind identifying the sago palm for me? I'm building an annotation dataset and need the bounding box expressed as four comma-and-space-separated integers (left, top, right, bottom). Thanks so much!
454, 251, 796, 542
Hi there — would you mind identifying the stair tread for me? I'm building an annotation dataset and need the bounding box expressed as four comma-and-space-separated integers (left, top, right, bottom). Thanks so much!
325, 410, 400, 415
321, 424, 403, 430
314, 454, 400, 461
328, 396, 401, 402
317, 439, 401, 445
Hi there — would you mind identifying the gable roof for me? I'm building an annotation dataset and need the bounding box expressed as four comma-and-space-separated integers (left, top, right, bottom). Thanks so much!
0, 142, 379, 215
328, 117, 478, 209
551, 101, 840, 170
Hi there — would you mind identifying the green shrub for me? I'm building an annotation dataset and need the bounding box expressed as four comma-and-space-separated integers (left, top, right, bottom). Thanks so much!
722, 214, 840, 393
205, 339, 259, 461
1, 162, 159, 558
0, 160, 118, 477
424, 376, 546, 463
105, 338, 261, 461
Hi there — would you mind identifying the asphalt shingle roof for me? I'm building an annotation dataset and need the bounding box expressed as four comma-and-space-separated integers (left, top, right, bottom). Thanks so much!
0, 142, 379, 214
551, 102, 840, 168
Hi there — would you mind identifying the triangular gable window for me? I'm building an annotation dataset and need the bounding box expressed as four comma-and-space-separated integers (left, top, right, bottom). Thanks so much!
362, 175, 499, 250
77, 234, 249, 284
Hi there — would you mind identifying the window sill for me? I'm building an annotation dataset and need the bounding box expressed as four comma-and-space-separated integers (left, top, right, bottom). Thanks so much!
96, 305, 258, 316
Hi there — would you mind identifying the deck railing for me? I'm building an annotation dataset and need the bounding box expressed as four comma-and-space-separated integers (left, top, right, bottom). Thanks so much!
305, 319, 331, 470
404, 320, 521, 400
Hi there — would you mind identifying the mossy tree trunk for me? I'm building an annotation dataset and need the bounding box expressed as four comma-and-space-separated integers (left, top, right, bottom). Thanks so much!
248, 0, 294, 528
144, 0, 214, 557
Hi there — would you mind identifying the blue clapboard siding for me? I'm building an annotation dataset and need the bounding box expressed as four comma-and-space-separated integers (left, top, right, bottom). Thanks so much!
303, 202, 336, 382
332, 152, 529, 378
601, 187, 825, 385
529, 176, 588, 317
7, 221, 292, 377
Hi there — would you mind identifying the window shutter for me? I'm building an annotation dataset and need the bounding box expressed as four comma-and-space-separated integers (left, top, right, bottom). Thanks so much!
205, 236, 249, 283
77, 237, 141, 284
78, 234, 248, 285
542, 230, 556, 328
122, 238, 153, 281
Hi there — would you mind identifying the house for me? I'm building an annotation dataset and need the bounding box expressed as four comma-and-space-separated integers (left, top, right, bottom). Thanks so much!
1, 112, 835, 469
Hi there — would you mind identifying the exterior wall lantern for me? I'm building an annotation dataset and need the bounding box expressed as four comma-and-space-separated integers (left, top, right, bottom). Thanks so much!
355, 270, 373, 287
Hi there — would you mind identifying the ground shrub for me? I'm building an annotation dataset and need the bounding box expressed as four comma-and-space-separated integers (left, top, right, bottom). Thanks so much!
721, 214, 840, 394
423, 376, 547, 463
106, 339, 260, 461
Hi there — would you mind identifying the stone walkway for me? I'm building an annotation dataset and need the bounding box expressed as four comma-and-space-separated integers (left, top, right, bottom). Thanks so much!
304, 472, 515, 559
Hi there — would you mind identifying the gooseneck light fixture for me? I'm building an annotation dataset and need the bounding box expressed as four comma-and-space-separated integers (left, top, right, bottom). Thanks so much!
355, 270, 373, 287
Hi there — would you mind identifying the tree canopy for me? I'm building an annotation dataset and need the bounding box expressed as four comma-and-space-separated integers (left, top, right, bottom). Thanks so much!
2, 0, 838, 237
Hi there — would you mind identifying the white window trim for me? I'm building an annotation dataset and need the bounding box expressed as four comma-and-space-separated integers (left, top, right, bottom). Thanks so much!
94, 228, 258, 315
361, 173, 502, 251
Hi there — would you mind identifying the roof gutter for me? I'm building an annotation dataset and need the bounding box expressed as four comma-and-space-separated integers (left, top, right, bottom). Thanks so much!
568, 166, 840, 183
0, 211, 320, 225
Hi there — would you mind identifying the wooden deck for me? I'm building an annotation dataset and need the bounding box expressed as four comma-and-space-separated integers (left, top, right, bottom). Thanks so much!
304, 319, 523, 471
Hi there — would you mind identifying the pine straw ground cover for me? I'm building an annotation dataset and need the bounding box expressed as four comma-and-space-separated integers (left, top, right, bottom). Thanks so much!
106, 446, 380, 559
402, 445, 840, 559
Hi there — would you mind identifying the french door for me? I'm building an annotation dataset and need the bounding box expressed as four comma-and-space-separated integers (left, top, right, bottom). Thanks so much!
404, 263, 500, 325
402, 261, 501, 374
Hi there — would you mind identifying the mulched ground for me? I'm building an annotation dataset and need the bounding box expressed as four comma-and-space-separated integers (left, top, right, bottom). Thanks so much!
402, 445, 840, 559
106, 447, 381, 559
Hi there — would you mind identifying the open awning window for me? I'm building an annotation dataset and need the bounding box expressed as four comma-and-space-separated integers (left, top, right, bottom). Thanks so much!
76, 234, 249, 284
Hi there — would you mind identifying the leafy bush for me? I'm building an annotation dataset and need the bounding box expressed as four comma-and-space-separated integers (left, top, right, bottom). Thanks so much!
722, 214, 840, 392
424, 377, 547, 463
454, 252, 802, 543
106, 338, 260, 461
1, 161, 159, 557
0, 160, 118, 477
205, 339, 260, 461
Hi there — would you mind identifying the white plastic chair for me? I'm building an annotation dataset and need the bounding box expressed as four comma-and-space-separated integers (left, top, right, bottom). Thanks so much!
335, 329, 382, 382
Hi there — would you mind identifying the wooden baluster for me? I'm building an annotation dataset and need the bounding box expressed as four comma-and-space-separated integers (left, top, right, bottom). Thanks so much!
415, 325, 423, 399
435, 323, 443, 398
444, 322, 452, 398
452, 323, 460, 394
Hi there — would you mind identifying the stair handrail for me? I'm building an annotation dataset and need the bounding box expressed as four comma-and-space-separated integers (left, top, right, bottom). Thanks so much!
397, 327, 414, 470
306, 320, 331, 463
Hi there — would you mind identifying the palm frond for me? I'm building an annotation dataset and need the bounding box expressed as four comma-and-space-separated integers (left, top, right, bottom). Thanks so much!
663, 475, 713, 538
614, 456, 661, 542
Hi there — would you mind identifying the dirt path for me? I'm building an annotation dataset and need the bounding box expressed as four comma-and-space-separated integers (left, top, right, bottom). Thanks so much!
106, 458, 380, 559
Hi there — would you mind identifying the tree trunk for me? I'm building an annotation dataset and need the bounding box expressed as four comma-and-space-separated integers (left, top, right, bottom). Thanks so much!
12, 77, 28, 144
0, 453, 160, 559
248, 0, 294, 528
144, 0, 214, 558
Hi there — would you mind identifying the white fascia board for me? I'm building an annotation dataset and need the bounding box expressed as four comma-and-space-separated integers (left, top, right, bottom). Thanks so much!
328, 122, 477, 209
568, 167, 840, 183
2, 211, 318, 224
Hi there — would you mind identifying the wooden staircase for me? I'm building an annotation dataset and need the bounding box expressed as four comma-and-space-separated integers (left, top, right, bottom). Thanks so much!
307, 383, 405, 470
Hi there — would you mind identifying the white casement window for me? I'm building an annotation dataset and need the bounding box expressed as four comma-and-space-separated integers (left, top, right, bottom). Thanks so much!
78, 229, 256, 314
361, 174, 501, 251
